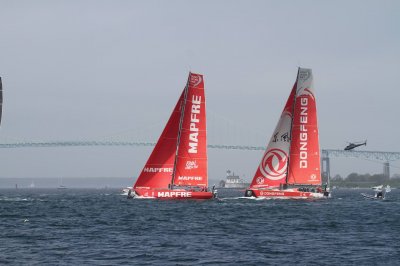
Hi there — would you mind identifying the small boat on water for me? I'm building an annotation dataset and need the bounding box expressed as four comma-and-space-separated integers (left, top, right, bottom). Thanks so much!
57, 177, 67, 189
361, 185, 391, 200
129, 72, 216, 199
121, 187, 131, 195
244, 68, 329, 199
219, 170, 250, 189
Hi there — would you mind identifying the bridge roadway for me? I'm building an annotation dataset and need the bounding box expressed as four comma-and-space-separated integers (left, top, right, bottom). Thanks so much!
0, 141, 265, 151
1, 141, 400, 162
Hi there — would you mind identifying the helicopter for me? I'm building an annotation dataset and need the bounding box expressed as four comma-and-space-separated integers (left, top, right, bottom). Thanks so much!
344, 140, 367, 151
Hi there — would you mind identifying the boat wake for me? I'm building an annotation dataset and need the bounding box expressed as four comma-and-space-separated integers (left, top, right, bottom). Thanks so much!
219, 196, 269, 201
130, 195, 156, 199
0, 197, 31, 202
220, 196, 331, 201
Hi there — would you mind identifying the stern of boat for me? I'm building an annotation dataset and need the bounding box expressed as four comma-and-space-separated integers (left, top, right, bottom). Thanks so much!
244, 189, 255, 197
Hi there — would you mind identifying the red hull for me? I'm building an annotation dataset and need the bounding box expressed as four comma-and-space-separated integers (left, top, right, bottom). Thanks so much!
134, 188, 214, 199
245, 188, 327, 199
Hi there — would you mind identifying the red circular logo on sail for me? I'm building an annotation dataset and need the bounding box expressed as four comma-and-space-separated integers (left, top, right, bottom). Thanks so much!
190, 75, 202, 87
259, 148, 288, 180
256, 176, 264, 185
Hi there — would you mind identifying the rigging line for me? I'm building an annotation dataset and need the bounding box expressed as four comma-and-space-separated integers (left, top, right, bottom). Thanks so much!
171, 74, 190, 187
286, 68, 300, 184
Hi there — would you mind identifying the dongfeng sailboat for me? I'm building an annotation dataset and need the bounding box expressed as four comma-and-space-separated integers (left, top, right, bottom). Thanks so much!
244, 68, 329, 199
129, 72, 216, 199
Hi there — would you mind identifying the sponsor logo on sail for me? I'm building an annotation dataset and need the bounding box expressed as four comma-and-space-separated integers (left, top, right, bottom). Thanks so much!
298, 70, 309, 81
256, 176, 264, 185
188, 95, 201, 154
299, 97, 308, 169
143, 167, 173, 173
190, 75, 202, 87
185, 160, 199, 170
259, 148, 288, 180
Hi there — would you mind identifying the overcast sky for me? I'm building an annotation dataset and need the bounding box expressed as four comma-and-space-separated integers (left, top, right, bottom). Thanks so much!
0, 0, 399, 182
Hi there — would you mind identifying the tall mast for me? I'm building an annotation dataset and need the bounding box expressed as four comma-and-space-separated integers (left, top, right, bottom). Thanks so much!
285, 67, 300, 185
170, 73, 191, 187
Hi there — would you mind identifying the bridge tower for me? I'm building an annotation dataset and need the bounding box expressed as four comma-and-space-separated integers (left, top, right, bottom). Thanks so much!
321, 153, 330, 184
383, 161, 390, 179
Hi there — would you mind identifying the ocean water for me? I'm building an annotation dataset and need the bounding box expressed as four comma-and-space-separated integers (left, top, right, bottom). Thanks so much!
1, 188, 399, 265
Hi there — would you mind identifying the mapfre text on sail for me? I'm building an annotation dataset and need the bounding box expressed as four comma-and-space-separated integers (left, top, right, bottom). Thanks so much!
188, 95, 201, 154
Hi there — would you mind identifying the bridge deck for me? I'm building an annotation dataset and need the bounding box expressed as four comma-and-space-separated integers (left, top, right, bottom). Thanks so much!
0, 141, 399, 161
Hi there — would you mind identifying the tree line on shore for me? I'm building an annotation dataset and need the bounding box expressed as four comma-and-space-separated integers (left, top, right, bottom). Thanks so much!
329, 173, 400, 188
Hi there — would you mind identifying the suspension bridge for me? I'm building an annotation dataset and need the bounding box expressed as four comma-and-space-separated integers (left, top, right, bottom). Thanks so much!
1, 140, 400, 178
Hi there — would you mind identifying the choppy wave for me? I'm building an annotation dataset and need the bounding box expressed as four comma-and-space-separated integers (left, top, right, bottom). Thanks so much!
0, 188, 399, 265
0, 197, 31, 202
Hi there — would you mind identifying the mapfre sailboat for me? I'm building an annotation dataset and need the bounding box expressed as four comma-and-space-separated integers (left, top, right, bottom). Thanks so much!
245, 68, 329, 199
130, 72, 216, 199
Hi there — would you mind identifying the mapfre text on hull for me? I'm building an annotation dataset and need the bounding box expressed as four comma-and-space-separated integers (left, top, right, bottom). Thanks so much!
131, 188, 214, 200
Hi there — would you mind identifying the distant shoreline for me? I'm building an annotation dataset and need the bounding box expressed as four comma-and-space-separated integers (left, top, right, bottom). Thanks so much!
0, 177, 134, 189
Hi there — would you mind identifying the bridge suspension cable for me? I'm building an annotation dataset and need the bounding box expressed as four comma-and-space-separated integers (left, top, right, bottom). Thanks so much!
0, 141, 266, 150
1, 142, 400, 161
